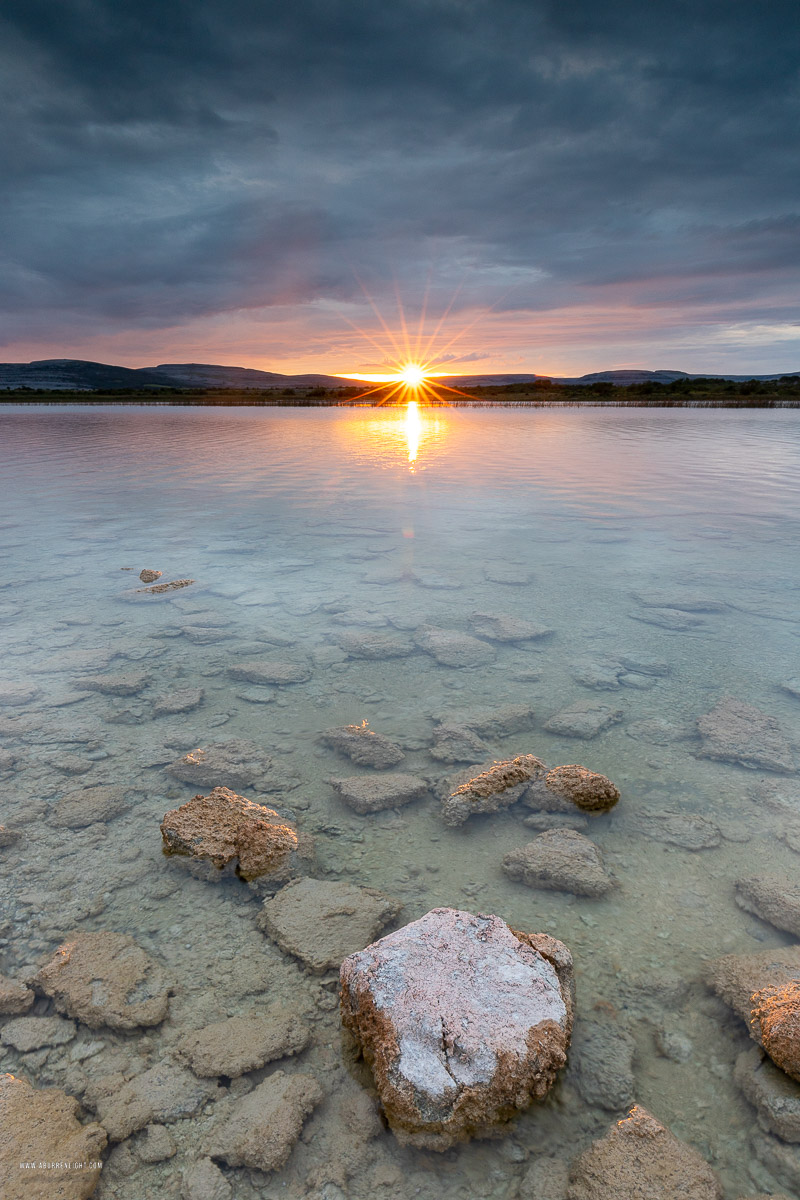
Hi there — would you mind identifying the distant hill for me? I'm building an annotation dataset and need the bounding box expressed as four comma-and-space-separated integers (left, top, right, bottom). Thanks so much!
1, 358, 798, 391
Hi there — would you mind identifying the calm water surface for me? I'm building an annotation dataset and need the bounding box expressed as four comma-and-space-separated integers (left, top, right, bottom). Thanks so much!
1, 405, 800, 1198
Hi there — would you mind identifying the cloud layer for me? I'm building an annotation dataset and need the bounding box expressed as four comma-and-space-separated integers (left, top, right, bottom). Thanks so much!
2, 0, 799, 372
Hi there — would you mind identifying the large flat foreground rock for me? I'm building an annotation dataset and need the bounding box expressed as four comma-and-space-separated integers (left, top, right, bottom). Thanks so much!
340, 907, 574, 1149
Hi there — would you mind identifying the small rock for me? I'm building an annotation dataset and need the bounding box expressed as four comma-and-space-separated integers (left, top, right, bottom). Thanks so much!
735, 874, 800, 936
469, 611, 552, 642
330, 774, 428, 814
429, 722, 490, 763
319, 722, 405, 769
566, 1105, 722, 1199
544, 700, 624, 739
0, 1072, 106, 1200
503, 829, 614, 897
139, 569, 163, 583
137, 577, 195, 594
177, 1007, 310, 1077
697, 696, 795, 773
52, 785, 130, 829
166, 738, 297, 792
0, 972, 34, 1015
137, 1122, 176, 1162
432, 703, 537, 738
734, 1045, 800, 1142
77, 671, 150, 697
227, 660, 311, 685
160, 787, 303, 882
654, 1026, 693, 1063
153, 687, 204, 716
34, 930, 172, 1030
751, 981, 800, 1082
258, 877, 402, 972
340, 908, 574, 1149
629, 811, 722, 850
1, 1016, 76, 1052
333, 631, 414, 659
571, 661, 622, 690
544, 764, 620, 813
570, 1018, 636, 1110
413, 625, 496, 668
182, 1158, 232, 1200
204, 1070, 322, 1173
87, 1062, 219, 1141
441, 754, 545, 826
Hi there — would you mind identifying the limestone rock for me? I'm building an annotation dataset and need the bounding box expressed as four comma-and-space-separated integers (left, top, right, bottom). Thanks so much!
570, 1018, 635, 1110
433, 703, 537, 738
319, 722, 404, 769
137, 578, 195, 594
227, 659, 311, 685
333, 631, 415, 659
77, 671, 150, 697
204, 1070, 322, 1173
503, 830, 614, 897
259, 877, 402, 972
544, 700, 624, 739
703, 945, 800, 1025
0, 972, 34, 1015
136, 1123, 176, 1162
629, 811, 721, 850
735, 874, 800, 936
441, 754, 545, 826
1, 1015, 76, 1052
544, 764, 620, 813
734, 1045, 800, 1142
469, 611, 552, 642
429, 722, 490, 763
181, 1158, 232, 1200
177, 1007, 310, 1077
160, 787, 302, 882
750, 981, 800, 1082
87, 1063, 219, 1141
750, 1131, 800, 1193
340, 908, 574, 1149
153, 687, 204, 716
0, 1072, 107, 1200
566, 1105, 722, 1199
330, 773, 428, 814
139, 569, 162, 583
697, 696, 795, 773
52, 785, 130, 829
34, 930, 172, 1030
166, 738, 297, 792
520, 1157, 570, 1200
413, 625, 496, 668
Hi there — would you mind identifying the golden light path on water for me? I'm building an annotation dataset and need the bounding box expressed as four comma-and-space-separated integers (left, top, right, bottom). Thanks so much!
405, 400, 421, 465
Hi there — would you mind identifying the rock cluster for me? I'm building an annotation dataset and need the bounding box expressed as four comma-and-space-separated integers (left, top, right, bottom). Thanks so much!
33, 930, 172, 1030
160, 786, 303, 882
340, 908, 574, 1149
442, 754, 545, 826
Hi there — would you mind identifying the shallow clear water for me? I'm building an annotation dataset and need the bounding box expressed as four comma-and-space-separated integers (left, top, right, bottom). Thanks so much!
1, 404, 800, 1198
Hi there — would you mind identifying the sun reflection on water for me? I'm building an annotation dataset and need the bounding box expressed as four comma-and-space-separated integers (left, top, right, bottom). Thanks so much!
405, 400, 422, 467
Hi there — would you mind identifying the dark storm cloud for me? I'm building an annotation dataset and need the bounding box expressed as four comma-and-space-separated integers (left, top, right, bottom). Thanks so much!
1, 0, 799, 350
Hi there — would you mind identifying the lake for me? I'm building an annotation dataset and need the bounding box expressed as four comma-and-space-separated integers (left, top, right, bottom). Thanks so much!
1, 404, 799, 1198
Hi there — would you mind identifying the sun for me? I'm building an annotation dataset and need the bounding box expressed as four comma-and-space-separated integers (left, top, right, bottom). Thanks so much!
398, 363, 426, 388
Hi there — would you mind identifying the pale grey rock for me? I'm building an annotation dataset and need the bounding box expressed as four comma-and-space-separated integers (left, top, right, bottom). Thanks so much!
319, 722, 404, 769
330, 773, 428, 814
413, 625, 496, 668
503, 830, 614, 898
571, 1018, 635, 1111
227, 659, 311, 685
166, 737, 298, 792
51, 785, 130, 829
77, 671, 151, 696
544, 700, 624, 739
629, 811, 722, 850
697, 696, 795, 773
617, 654, 671, 676
571, 661, 622, 690
203, 1071, 322, 1173
520, 1157, 569, 1200
782, 678, 800, 700
332, 631, 414, 659
340, 908, 574, 1149
735, 874, 800, 936
136, 1123, 177, 1162
0, 682, 40, 705
153, 688, 204, 716
431, 703, 537, 738
429, 722, 490, 763
469, 611, 552, 642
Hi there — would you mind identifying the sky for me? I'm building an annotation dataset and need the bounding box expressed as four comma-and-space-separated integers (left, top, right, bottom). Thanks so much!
1, 0, 799, 377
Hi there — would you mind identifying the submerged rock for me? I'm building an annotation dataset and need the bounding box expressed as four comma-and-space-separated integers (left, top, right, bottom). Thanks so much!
152, 687, 204, 716
204, 1071, 322, 1174
735, 874, 800, 936
34, 930, 172, 1030
503, 830, 614, 897
429, 722, 490, 763
570, 1017, 636, 1111
160, 786, 304, 882
340, 908, 574, 1149
181, 1159, 232, 1200
544, 700, 624, 739
0, 972, 34, 1015
77, 671, 150, 697
258, 877, 402, 972
544, 764, 620, 813
469, 611, 552, 642
332, 631, 415, 659
433, 703, 538, 738
0, 824, 20, 847
566, 1105, 722, 1199
0, 1072, 107, 1200
632, 589, 726, 612
52, 785, 131, 829
86, 1063, 219, 1141
628, 811, 722, 850
330, 773, 428, 814
166, 737, 297, 792
750, 981, 800, 1082
177, 1007, 310, 1078
319, 722, 404, 769
139, 569, 162, 583
734, 1045, 800, 1142
441, 754, 545, 826
136, 1123, 176, 1162
697, 696, 795, 773
413, 625, 496, 668
1, 1016, 76, 1052
629, 607, 706, 631
136, 577, 195, 594
227, 659, 311, 685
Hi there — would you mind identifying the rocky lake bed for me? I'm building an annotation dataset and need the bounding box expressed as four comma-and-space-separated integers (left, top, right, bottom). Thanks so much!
1, 405, 800, 1199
